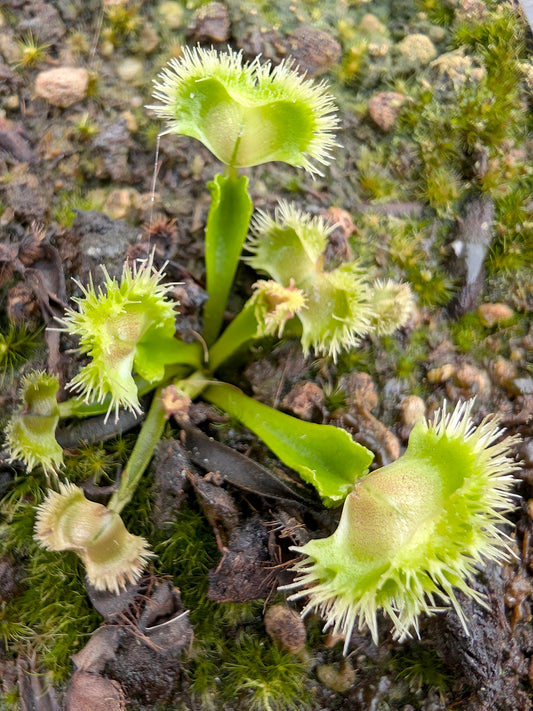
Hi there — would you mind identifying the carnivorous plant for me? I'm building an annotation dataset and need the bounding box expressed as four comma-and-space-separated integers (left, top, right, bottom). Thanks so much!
2, 48, 519, 651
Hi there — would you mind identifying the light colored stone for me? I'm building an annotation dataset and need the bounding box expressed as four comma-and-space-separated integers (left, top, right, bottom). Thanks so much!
35, 67, 89, 108
368, 91, 406, 131
478, 302, 514, 327
454, 363, 490, 395
398, 395, 426, 427
0, 34, 21, 64
358, 13, 387, 36
103, 188, 141, 220
264, 604, 306, 654
491, 356, 517, 391
140, 24, 159, 54
116, 57, 144, 83
317, 661, 356, 693
427, 363, 455, 383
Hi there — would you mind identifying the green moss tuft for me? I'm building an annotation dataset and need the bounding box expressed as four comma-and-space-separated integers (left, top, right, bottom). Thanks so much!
393, 642, 451, 701
223, 637, 311, 711
0, 324, 43, 385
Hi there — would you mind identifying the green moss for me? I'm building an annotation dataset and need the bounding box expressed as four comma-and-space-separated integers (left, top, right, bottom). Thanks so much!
450, 310, 525, 359
393, 642, 451, 702
139, 118, 163, 150
0, 324, 43, 385
0, 689, 21, 711
5, 547, 101, 679
15, 32, 50, 68
417, 0, 455, 27
356, 146, 404, 201
72, 112, 99, 142
61, 434, 135, 486
102, 3, 142, 46
51, 188, 94, 227
64, 444, 120, 485
148, 498, 313, 709
449, 312, 489, 355
223, 637, 312, 711
0, 476, 45, 553
0, 481, 100, 680
490, 184, 533, 277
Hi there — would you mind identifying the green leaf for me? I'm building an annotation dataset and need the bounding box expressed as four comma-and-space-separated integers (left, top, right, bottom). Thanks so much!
203, 382, 374, 507
203, 172, 253, 344
135, 336, 203, 381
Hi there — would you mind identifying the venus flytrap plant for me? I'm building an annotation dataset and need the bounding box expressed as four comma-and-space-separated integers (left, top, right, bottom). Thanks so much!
3, 44, 519, 649
207, 278, 308, 373
202, 381, 374, 507
246, 203, 414, 358
5, 371, 63, 476
35, 482, 151, 593
208, 207, 413, 371
59, 255, 202, 421
149, 46, 339, 343
3, 254, 202, 593
281, 400, 519, 652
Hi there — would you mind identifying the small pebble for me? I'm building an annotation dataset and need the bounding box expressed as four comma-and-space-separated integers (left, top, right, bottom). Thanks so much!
121, 110, 138, 133
264, 604, 306, 654
455, 0, 488, 22
398, 395, 426, 427
35, 67, 89, 108
427, 363, 455, 383
0, 34, 22, 64
453, 363, 491, 396
478, 302, 514, 327
323, 208, 356, 239
368, 91, 406, 131
103, 188, 140, 220
188, 1, 230, 43
6, 94, 19, 110
157, 0, 184, 29
491, 356, 517, 389
282, 381, 324, 421
510, 348, 525, 362
285, 26, 341, 75
65, 671, 125, 711
341, 371, 379, 412
140, 24, 159, 53
509, 377, 533, 396
116, 57, 144, 83
358, 14, 387, 36
317, 660, 356, 692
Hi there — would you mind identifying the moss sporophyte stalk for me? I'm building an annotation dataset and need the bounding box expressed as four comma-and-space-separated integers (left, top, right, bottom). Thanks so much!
2, 47, 520, 651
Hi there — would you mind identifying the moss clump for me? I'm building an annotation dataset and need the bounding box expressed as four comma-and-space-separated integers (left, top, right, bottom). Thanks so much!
149, 499, 313, 710
223, 637, 311, 711
0, 323, 43, 385
393, 642, 451, 702
0, 478, 100, 680
51, 187, 94, 228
